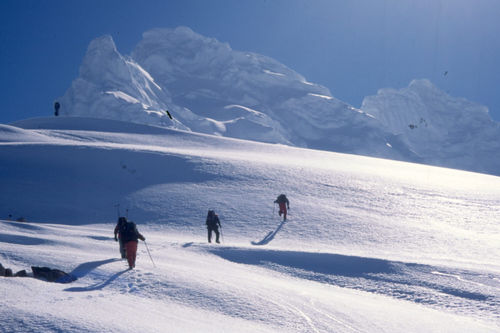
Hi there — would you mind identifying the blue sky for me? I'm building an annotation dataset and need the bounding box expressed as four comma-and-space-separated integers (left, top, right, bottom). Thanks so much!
1, 0, 499, 123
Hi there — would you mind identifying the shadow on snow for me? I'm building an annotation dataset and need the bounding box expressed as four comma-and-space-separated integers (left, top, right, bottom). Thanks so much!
211, 247, 393, 276
251, 219, 286, 246
0, 233, 52, 246
86, 235, 113, 241
208, 247, 497, 315
64, 258, 126, 292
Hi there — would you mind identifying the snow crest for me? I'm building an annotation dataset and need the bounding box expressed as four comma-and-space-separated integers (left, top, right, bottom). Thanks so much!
361, 79, 500, 175
57, 27, 500, 175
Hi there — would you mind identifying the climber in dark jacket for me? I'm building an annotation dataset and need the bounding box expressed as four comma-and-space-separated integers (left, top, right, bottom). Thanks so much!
118, 219, 145, 269
54, 101, 60, 116
206, 210, 221, 243
114, 217, 127, 259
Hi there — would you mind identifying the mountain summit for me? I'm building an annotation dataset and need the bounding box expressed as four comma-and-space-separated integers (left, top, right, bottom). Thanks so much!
58, 26, 500, 175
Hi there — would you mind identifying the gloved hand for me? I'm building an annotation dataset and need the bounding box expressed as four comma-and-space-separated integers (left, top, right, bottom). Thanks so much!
140, 236, 146, 241
114, 236, 118, 242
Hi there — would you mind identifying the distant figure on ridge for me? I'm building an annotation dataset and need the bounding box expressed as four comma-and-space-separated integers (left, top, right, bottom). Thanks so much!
117, 218, 145, 269
274, 194, 290, 221
114, 217, 127, 259
206, 210, 222, 243
54, 101, 60, 116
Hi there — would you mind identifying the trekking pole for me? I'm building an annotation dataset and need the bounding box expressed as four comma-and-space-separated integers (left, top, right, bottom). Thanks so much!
144, 240, 156, 268
114, 204, 121, 218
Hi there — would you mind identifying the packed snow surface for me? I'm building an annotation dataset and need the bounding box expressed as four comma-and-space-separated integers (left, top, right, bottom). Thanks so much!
1, 117, 499, 332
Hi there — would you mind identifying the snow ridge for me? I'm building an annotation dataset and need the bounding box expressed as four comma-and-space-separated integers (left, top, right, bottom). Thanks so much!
57, 26, 500, 175
361, 79, 500, 174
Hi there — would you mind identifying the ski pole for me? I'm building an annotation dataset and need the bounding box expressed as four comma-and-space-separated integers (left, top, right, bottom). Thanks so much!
220, 225, 224, 243
114, 204, 121, 218
144, 240, 156, 268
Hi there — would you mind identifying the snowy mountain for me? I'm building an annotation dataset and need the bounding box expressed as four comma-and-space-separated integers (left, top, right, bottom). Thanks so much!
57, 26, 500, 175
0, 116, 499, 332
361, 79, 500, 175
58, 35, 188, 131
58, 27, 418, 161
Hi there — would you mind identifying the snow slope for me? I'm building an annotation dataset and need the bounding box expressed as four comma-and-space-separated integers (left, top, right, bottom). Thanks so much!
1, 117, 499, 332
56, 26, 500, 176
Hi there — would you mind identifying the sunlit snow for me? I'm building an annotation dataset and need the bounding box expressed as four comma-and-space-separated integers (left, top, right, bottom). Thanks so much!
1, 117, 498, 332
105, 91, 141, 104
308, 93, 333, 100
263, 69, 286, 77
56, 27, 500, 176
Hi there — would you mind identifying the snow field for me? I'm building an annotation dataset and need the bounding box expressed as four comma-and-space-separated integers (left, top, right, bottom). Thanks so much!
1, 117, 499, 332
1, 221, 497, 332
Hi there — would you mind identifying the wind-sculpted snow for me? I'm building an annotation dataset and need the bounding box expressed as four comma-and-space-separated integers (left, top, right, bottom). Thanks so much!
361, 79, 500, 175
55, 26, 500, 175
58, 27, 423, 166
208, 246, 499, 320
1, 117, 499, 332
0, 143, 216, 223
0, 124, 53, 143
1, 221, 498, 332
58, 35, 188, 131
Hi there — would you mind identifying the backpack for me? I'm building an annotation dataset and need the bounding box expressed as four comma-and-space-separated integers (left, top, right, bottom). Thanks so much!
120, 221, 137, 242
276, 194, 287, 203
206, 210, 219, 227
